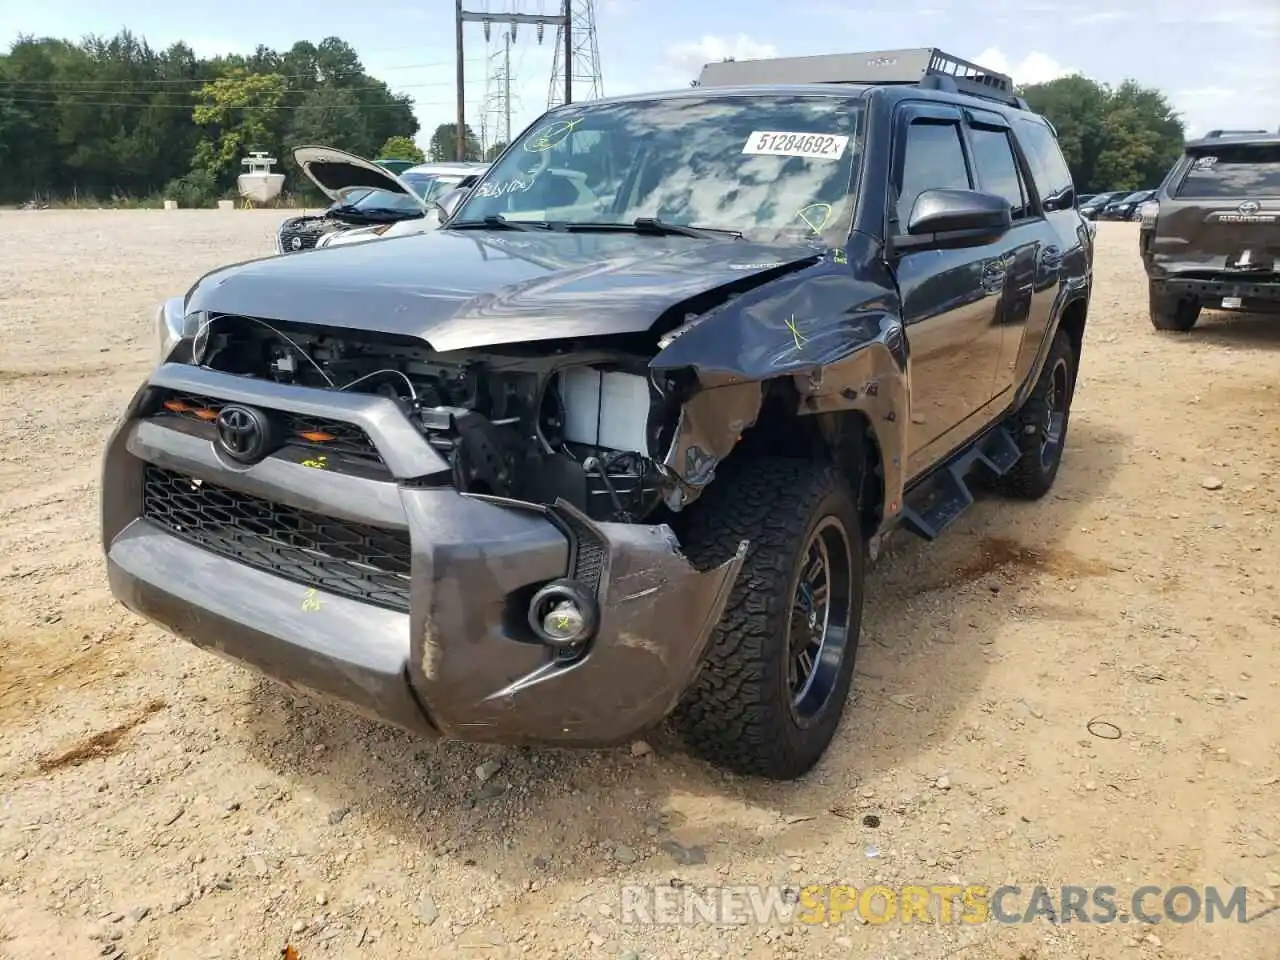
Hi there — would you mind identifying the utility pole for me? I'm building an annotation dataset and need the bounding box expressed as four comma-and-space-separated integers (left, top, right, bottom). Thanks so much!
454, 0, 466, 161
456, 4, 569, 161
504, 31, 512, 144
563, 0, 573, 106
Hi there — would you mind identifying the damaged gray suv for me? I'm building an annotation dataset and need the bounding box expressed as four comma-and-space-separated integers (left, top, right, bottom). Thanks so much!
101, 48, 1092, 779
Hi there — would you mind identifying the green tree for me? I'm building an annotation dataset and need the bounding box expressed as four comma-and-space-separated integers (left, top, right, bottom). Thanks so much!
0, 30, 420, 204
379, 135, 425, 163
285, 86, 370, 155
428, 122, 480, 161
191, 68, 288, 179
484, 140, 507, 161
1021, 75, 1185, 193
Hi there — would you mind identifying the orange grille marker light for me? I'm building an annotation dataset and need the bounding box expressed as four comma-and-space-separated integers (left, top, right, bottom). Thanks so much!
193, 408, 219, 421
162, 399, 190, 413
299, 431, 335, 442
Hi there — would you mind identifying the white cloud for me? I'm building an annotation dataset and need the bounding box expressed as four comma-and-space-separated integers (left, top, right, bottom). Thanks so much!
662, 34, 779, 81
1071, 10, 1134, 25
1154, 0, 1280, 34
972, 47, 1075, 86
1173, 77, 1280, 137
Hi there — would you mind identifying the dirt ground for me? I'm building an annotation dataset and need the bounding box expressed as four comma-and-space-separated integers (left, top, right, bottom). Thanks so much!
0, 212, 1277, 960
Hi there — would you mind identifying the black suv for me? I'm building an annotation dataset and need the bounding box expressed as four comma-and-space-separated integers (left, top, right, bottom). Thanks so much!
101, 48, 1092, 780
1141, 129, 1280, 330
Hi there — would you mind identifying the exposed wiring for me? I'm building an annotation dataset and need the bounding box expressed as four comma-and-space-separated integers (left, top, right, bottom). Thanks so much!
337, 368, 419, 402
193, 314, 336, 388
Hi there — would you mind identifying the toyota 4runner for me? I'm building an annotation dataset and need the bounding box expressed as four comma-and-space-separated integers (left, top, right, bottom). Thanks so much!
101, 48, 1093, 780
1141, 128, 1280, 330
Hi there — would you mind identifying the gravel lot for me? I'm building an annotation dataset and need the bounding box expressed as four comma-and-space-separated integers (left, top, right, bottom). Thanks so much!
0, 212, 1277, 960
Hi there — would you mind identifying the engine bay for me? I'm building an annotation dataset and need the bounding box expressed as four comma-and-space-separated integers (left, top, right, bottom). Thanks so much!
192, 314, 683, 522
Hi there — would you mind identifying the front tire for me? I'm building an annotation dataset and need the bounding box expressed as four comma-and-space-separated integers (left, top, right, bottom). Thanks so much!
672, 458, 865, 780
996, 327, 1077, 500
1149, 281, 1201, 331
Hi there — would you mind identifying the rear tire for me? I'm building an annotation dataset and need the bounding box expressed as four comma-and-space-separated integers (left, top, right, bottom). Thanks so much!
996, 327, 1077, 501
1149, 281, 1201, 331
672, 458, 865, 780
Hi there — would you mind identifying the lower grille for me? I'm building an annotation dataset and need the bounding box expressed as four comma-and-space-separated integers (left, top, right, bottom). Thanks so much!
142, 465, 411, 611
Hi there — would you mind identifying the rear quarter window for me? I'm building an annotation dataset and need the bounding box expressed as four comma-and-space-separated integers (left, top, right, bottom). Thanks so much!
1013, 117, 1075, 206
1176, 145, 1280, 198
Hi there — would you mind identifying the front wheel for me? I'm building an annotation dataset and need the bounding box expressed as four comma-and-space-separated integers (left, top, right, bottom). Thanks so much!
672, 458, 865, 780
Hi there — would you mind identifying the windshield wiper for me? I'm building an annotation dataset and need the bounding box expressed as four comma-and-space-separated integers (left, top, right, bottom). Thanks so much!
557, 217, 742, 239
448, 214, 549, 232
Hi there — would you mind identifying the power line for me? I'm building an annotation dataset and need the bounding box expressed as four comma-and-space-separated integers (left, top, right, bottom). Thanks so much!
0, 58, 489, 87
1, 96, 464, 109
456, 2, 569, 161
0, 77, 489, 95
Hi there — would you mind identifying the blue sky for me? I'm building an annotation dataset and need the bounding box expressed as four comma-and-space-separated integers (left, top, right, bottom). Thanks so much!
4, 0, 1276, 151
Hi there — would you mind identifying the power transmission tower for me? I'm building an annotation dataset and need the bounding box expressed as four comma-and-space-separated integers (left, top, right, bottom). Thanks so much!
480, 30, 515, 156
456, 1, 569, 161
547, 0, 603, 109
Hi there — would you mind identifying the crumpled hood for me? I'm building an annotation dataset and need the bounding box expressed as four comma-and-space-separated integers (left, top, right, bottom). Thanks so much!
184, 228, 823, 352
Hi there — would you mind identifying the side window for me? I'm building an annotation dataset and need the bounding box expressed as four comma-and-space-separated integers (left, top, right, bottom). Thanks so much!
897, 119, 972, 227
1014, 119, 1074, 207
968, 125, 1030, 220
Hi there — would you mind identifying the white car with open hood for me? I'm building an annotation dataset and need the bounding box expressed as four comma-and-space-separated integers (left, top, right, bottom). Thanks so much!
275, 146, 488, 253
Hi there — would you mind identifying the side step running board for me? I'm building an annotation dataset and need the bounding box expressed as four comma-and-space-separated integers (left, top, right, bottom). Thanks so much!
898, 426, 1021, 541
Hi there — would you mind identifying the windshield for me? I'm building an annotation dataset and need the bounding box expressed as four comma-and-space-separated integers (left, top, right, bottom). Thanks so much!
422, 175, 465, 204
345, 181, 425, 214
450, 93, 865, 244
1177, 146, 1280, 198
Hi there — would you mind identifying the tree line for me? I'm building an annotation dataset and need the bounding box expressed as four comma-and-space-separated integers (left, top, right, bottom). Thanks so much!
1, 30, 1187, 206
0, 31, 420, 206
1019, 76, 1185, 194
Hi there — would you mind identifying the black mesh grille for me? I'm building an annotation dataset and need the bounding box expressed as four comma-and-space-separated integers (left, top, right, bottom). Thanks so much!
151, 391, 384, 466
559, 511, 606, 593
142, 465, 411, 611
278, 227, 322, 252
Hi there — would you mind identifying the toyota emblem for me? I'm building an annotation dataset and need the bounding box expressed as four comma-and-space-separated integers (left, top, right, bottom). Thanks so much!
1238, 200, 1261, 215
215, 404, 271, 463
290, 235, 303, 250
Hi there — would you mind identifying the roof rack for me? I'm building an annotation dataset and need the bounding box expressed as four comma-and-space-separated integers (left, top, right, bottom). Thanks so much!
1204, 128, 1270, 138
695, 48, 1029, 109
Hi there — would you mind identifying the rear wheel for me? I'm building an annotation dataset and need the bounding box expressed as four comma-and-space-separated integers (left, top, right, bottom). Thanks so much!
672, 458, 865, 780
1149, 281, 1201, 331
996, 328, 1077, 501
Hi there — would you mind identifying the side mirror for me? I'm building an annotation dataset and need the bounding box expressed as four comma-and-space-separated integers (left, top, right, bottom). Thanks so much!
898, 188, 1012, 250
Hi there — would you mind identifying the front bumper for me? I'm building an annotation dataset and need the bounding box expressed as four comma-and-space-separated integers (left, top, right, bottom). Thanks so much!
102, 364, 746, 746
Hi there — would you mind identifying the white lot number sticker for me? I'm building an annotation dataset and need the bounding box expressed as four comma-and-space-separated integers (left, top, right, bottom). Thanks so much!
743, 131, 849, 160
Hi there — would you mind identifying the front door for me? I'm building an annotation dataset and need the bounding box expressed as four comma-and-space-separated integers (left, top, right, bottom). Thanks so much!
890, 104, 1004, 479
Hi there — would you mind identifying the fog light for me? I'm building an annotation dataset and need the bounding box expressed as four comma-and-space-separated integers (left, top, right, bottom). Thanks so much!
528, 578, 598, 647
543, 601, 585, 640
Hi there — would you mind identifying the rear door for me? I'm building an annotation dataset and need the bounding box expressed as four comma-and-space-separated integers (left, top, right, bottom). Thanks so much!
960, 108, 1052, 403
1150, 143, 1280, 277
